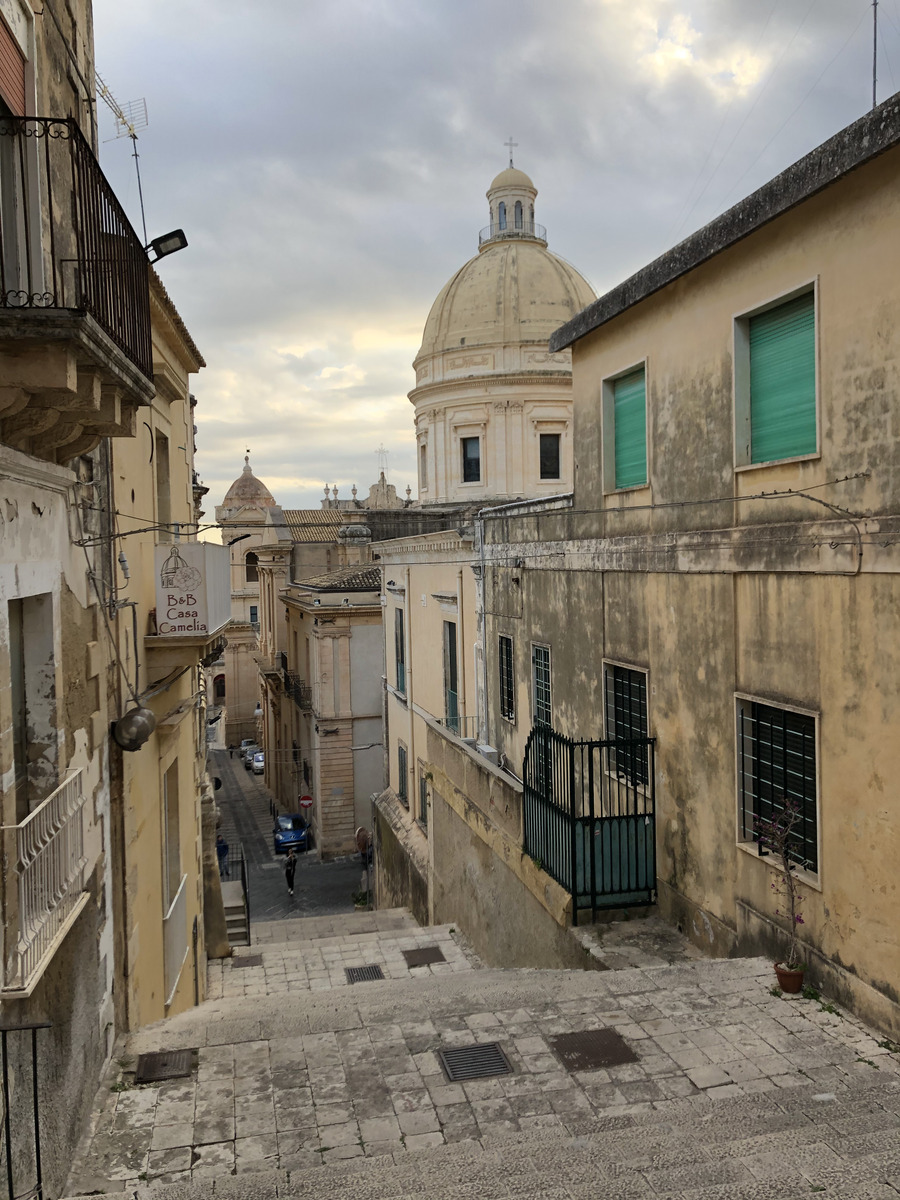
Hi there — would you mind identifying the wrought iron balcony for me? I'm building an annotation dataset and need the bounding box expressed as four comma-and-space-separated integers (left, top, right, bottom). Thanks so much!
0, 116, 152, 379
478, 221, 547, 247
0, 769, 90, 996
284, 670, 312, 711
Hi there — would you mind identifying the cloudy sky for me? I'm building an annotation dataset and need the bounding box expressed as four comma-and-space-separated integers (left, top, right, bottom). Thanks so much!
92, 0, 898, 517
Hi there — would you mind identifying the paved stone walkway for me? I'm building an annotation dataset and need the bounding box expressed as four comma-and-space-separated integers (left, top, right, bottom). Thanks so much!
65, 911, 900, 1199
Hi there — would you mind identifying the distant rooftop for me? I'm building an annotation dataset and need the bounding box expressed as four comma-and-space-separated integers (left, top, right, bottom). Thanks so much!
292, 563, 382, 592
282, 508, 343, 543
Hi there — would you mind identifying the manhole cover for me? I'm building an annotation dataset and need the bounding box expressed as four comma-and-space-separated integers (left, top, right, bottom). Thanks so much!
402, 946, 446, 968
550, 1029, 638, 1071
134, 1049, 194, 1084
232, 955, 263, 969
345, 964, 385, 984
438, 1042, 512, 1082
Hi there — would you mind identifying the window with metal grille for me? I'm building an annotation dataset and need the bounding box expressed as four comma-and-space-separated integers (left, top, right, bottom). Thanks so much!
737, 699, 818, 874
499, 635, 515, 722
418, 772, 428, 829
539, 433, 560, 480
394, 607, 406, 694
397, 743, 408, 807
532, 644, 551, 726
249, 604, 258, 625
461, 436, 481, 483
604, 665, 648, 786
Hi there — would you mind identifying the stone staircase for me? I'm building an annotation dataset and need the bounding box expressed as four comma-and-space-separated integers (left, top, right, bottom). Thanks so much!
220, 879, 249, 947
64, 910, 900, 1200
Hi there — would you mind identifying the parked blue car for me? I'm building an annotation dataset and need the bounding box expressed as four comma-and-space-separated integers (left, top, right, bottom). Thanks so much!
273, 814, 309, 854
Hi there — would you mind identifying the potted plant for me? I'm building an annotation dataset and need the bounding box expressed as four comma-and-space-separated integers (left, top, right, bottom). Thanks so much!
756, 799, 807, 993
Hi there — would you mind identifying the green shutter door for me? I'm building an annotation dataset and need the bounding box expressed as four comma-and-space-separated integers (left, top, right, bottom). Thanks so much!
749, 292, 816, 463
614, 368, 647, 488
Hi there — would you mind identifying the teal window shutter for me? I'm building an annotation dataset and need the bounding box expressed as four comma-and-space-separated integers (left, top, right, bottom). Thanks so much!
749, 292, 816, 463
614, 367, 647, 488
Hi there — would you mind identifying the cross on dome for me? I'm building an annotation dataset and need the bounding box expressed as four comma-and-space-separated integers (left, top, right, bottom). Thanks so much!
504, 136, 518, 168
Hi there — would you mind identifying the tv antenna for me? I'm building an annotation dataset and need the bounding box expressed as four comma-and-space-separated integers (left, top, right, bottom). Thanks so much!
95, 71, 149, 245
873, 0, 878, 111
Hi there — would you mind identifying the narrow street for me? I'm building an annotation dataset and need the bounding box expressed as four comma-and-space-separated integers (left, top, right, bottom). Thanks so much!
208, 748, 362, 923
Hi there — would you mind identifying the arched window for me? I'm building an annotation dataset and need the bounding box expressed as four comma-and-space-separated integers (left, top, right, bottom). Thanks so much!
530, 205, 534, 228
214, 674, 225, 702
514, 201, 523, 229
498, 201, 506, 230
245, 551, 259, 583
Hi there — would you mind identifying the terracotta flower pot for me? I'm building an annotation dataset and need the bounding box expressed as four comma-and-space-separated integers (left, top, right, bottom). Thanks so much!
774, 962, 806, 994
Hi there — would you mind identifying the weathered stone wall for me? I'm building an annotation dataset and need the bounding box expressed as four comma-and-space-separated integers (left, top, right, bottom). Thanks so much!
374, 792, 428, 926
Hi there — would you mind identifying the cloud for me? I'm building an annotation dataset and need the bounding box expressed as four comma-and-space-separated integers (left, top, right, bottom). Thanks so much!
93, 0, 891, 512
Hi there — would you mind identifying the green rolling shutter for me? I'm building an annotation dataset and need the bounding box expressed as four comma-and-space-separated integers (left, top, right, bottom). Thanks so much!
749, 292, 816, 464
614, 367, 647, 489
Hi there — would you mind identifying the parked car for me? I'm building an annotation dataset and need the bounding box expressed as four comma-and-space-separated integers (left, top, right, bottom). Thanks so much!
242, 743, 259, 769
252, 751, 265, 775
273, 814, 309, 855
239, 738, 256, 754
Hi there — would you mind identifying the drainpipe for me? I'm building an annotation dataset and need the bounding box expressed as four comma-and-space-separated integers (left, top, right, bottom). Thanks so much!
456, 566, 466, 734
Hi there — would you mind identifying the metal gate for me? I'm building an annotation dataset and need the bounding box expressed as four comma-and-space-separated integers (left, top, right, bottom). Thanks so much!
523, 724, 656, 924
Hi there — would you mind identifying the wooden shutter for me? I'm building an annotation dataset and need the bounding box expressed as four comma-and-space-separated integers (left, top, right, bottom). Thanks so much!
613, 367, 647, 488
749, 292, 816, 463
0, 17, 25, 117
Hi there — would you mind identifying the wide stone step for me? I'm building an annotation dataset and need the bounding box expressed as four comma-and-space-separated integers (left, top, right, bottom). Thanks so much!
251, 907, 420, 947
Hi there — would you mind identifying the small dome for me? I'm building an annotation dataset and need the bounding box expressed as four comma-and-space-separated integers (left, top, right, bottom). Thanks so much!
489, 166, 535, 192
222, 455, 276, 507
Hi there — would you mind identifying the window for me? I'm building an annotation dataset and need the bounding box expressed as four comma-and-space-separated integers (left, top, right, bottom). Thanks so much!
443, 620, 459, 733
155, 432, 171, 540
735, 288, 816, 466
419, 442, 428, 490
461, 436, 481, 483
499, 635, 515, 721
532, 644, 551, 726
397, 743, 408, 807
162, 762, 181, 911
249, 604, 258, 625
418, 772, 428, 829
394, 607, 406, 694
539, 433, 560, 480
498, 200, 506, 230
8, 593, 56, 819
737, 699, 818, 874
604, 665, 649, 787
245, 552, 259, 583
749, 291, 816, 464
604, 366, 647, 490
514, 200, 523, 229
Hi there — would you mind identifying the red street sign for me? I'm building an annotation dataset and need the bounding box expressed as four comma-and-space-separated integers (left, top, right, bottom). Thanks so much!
299, 795, 313, 809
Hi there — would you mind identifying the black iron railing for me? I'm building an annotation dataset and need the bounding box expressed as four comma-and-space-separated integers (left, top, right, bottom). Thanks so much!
523, 724, 657, 924
283, 670, 312, 711
0, 116, 152, 379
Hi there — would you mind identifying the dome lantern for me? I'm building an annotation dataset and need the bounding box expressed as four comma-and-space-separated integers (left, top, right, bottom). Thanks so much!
480, 166, 544, 249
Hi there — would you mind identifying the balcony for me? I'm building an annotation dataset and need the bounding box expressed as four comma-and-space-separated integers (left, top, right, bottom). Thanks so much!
146, 541, 231, 676
0, 769, 90, 996
0, 117, 155, 463
284, 671, 313, 711
478, 220, 547, 247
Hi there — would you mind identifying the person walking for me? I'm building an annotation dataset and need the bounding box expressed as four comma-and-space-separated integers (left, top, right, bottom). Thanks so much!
283, 846, 298, 896
228, 743, 235, 759
216, 833, 229, 878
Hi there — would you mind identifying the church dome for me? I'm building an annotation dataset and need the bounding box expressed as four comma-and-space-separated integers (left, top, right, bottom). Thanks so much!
222, 455, 276, 508
489, 166, 535, 191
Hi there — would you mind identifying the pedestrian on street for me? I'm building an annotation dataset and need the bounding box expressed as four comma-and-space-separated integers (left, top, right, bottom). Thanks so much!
216, 833, 229, 878
283, 846, 297, 896
228, 743, 235, 758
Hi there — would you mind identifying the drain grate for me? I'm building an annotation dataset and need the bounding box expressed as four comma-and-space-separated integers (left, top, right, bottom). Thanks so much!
550, 1029, 638, 1072
402, 946, 446, 968
134, 1049, 194, 1084
438, 1042, 512, 1082
231, 955, 263, 969
345, 964, 385, 984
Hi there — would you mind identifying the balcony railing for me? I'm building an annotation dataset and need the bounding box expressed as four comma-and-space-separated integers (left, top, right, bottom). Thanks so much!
478, 220, 547, 246
1, 769, 89, 994
0, 116, 152, 378
284, 670, 312, 711
436, 713, 480, 740
163, 874, 188, 1006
